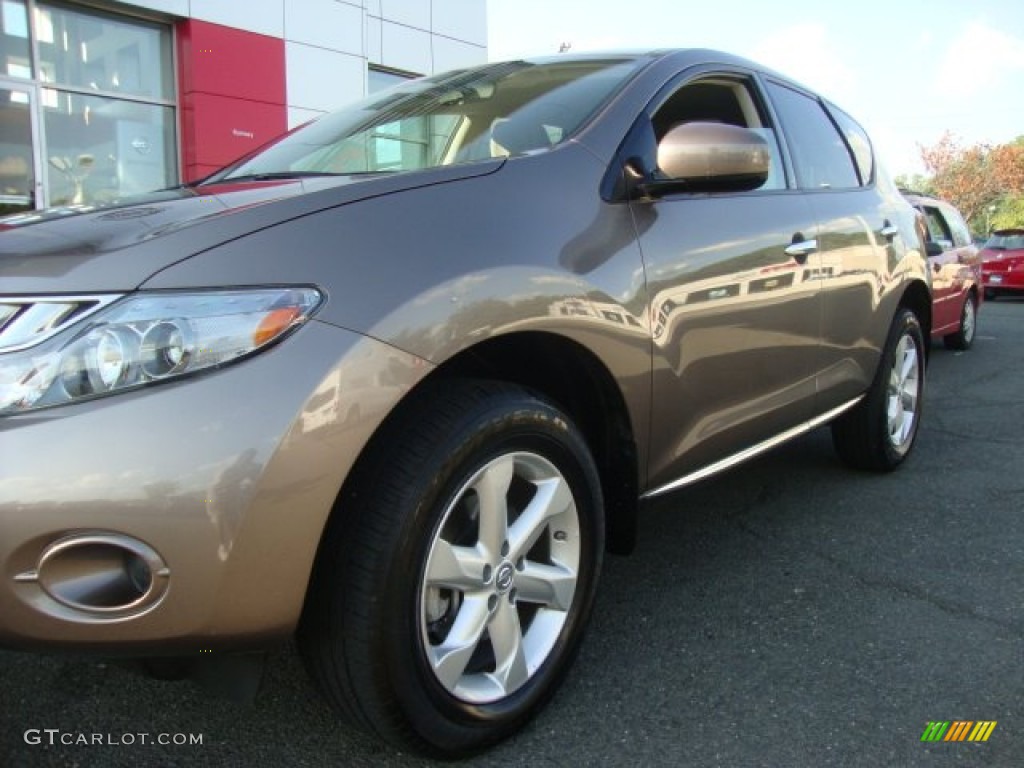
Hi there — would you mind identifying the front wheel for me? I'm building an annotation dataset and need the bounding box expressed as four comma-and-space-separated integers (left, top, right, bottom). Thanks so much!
943, 293, 977, 350
832, 308, 925, 470
299, 380, 604, 757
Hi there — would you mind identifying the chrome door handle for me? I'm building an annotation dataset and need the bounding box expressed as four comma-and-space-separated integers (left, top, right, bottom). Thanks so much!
880, 222, 899, 240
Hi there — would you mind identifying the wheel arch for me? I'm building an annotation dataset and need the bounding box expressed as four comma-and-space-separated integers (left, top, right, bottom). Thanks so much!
967, 282, 981, 305
300, 330, 643, 667
429, 331, 641, 555
898, 279, 932, 354
322, 330, 643, 557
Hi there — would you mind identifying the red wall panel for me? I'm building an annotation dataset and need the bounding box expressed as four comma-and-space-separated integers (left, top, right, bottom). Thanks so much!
176, 20, 287, 182
180, 92, 286, 169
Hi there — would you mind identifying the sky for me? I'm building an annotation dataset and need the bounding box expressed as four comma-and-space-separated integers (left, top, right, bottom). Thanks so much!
485, 0, 1024, 178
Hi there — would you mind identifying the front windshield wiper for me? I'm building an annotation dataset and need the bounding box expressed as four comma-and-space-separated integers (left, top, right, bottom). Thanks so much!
207, 171, 346, 184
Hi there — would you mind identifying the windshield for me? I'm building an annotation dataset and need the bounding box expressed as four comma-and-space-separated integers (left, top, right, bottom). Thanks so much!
984, 231, 1024, 251
211, 57, 644, 182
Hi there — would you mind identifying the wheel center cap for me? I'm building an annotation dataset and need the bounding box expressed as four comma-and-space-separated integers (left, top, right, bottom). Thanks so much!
494, 561, 515, 594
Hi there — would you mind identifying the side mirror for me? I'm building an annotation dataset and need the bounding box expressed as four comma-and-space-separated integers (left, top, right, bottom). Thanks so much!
645, 122, 771, 196
924, 240, 944, 258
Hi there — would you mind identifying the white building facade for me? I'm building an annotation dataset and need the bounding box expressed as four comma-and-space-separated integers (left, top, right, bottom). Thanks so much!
0, 0, 487, 214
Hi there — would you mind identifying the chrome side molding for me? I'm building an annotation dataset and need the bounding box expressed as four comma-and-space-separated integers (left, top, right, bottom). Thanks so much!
641, 396, 865, 500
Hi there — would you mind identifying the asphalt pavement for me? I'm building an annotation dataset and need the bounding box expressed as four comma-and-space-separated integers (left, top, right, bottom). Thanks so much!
2, 298, 1021, 768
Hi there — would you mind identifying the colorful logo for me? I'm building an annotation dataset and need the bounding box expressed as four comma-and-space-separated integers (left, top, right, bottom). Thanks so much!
921, 721, 997, 742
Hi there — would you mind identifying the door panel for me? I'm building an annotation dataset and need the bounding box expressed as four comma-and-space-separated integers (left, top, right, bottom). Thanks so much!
809, 189, 897, 407
635, 193, 821, 488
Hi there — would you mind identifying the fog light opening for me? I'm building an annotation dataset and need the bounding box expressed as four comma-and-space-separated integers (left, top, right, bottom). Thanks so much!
36, 534, 168, 615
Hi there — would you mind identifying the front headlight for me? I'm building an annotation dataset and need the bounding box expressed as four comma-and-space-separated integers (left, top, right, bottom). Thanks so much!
1, 287, 322, 415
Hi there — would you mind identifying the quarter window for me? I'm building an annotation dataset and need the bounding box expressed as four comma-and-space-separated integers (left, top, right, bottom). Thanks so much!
766, 81, 859, 190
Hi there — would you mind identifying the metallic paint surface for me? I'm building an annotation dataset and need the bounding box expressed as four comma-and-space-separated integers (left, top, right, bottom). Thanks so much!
0, 49, 931, 652
0, 323, 430, 648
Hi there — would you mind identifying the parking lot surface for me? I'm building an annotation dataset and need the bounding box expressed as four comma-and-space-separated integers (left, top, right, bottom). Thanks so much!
2, 299, 1021, 768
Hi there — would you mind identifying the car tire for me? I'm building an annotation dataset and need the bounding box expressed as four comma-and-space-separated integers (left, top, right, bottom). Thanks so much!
943, 293, 977, 350
299, 379, 604, 757
831, 308, 925, 471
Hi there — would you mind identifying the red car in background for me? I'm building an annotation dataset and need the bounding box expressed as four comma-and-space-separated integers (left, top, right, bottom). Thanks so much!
903, 191, 982, 350
981, 229, 1024, 301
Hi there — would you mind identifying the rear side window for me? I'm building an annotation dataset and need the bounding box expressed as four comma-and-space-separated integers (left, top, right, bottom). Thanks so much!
828, 104, 874, 185
766, 81, 859, 190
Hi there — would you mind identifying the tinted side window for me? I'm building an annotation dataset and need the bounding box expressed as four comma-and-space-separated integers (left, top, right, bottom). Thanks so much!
766, 82, 859, 190
828, 104, 874, 185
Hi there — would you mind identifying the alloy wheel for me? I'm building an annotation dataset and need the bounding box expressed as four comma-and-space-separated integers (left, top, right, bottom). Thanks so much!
885, 332, 921, 448
419, 451, 580, 704
961, 297, 976, 344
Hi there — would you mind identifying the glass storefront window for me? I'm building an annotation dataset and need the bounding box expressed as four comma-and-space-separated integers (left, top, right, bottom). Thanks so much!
41, 88, 174, 205
0, 3, 177, 212
35, 2, 172, 100
1, 0, 31, 79
0, 82, 35, 214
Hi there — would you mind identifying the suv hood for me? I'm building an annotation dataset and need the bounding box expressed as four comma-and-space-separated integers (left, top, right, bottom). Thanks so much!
0, 160, 503, 294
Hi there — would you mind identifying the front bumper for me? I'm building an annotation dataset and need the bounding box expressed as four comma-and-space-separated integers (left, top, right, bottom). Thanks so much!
0, 320, 429, 652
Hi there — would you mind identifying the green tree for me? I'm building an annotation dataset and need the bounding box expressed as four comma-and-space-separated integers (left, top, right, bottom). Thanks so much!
991, 197, 1024, 231
988, 136, 1024, 232
918, 134, 1024, 235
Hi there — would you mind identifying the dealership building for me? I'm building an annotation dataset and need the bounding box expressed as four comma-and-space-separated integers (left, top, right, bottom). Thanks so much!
0, 1, 488, 214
